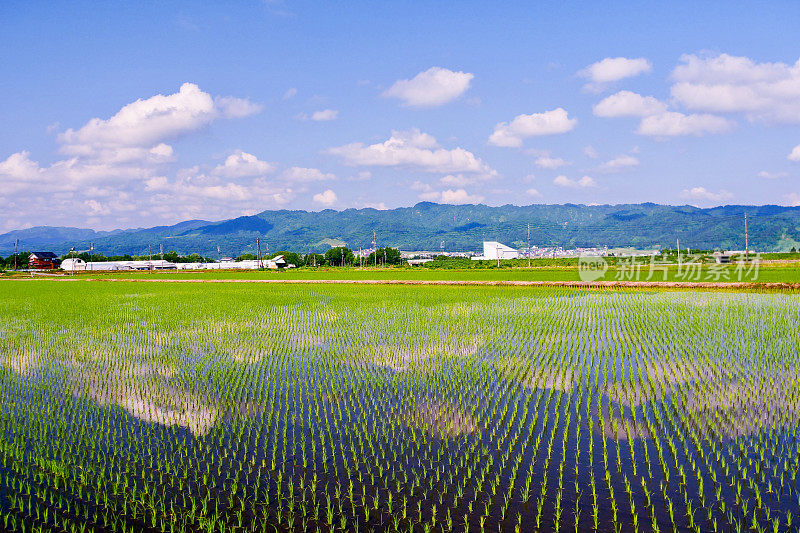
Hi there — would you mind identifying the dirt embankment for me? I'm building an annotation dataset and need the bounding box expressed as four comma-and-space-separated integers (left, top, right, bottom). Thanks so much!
5, 277, 799, 290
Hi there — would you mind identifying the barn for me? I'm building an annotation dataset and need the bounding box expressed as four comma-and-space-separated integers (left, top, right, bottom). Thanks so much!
29, 252, 61, 269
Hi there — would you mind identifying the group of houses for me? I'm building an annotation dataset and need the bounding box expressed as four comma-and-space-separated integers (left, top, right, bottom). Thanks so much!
19, 254, 290, 271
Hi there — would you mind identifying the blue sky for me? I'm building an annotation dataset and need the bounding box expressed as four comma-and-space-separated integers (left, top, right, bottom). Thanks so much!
1, 1, 799, 230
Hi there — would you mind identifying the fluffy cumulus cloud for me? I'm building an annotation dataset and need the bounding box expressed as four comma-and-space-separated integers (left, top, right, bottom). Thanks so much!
418, 188, 484, 205
593, 91, 667, 117
637, 112, 734, 137
58, 83, 261, 157
785, 192, 800, 206
279, 167, 336, 182
534, 156, 569, 169
789, 144, 800, 161
310, 109, 338, 121
312, 189, 338, 206
488, 108, 577, 147
212, 150, 275, 178
0, 83, 280, 228
580, 57, 652, 90
670, 53, 800, 123
592, 89, 733, 138
553, 175, 596, 188
680, 186, 733, 204
383, 67, 473, 107
598, 154, 639, 173
328, 128, 495, 175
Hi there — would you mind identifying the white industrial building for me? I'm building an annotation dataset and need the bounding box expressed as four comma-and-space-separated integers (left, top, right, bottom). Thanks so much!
471, 241, 520, 260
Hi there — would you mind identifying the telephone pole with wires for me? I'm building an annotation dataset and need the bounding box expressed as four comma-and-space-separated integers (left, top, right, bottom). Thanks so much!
744, 213, 749, 262
527, 224, 531, 268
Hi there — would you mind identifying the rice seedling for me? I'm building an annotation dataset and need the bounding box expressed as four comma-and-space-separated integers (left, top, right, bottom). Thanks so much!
0, 281, 798, 532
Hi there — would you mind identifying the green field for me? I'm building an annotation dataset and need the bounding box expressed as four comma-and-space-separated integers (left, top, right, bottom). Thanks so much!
27, 261, 800, 284
1, 280, 799, 532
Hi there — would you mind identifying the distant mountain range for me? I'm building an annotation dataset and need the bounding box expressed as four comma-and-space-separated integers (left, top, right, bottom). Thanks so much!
2, 203, 799, 256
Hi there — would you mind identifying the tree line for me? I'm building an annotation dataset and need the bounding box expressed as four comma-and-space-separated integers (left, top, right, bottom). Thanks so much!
0, 247, 404, 269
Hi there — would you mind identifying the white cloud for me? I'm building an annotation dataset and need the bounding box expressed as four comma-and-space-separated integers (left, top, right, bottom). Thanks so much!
0, 151, 41, 181
526, 188, 542, 197
328, 129, 494, 175
418, 188, 483, 204
439, 174, 469, 187
680, 186, 733, 203
215, 96, 264, 119
362, 202, 387, 210
488, 108, 577, 147
310, 109, 338, 121
213, 151, 275, 178
383, 67, 473, 107
670, 53, 800, 123
534, 156, 569, 169
313, 189, 338, 206
410, 180, 432, 193
583, 145, 599, 159
580, 57, 652, 90
279, 166, 336, 182
0, 84, 275, 229
784, 192, 800, 206
593, 90, 667, 117
758, 170, 788, 179
283, 88, 297, 100
789, 144, 800, 161
58, 83, 261, 157
598, 154, 639, 173
553, 175, 596, 188
637, 112, 734, 137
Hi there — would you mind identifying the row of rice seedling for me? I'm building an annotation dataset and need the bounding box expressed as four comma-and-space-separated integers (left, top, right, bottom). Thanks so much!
0, 281, 798, 532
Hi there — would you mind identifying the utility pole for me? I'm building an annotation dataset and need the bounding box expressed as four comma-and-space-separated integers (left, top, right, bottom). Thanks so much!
13, 239, 18, 270
373, 230, 377, 268
256, 237, 262, 269
89, 243, 94, 271
217, 246, 221, 269
496, 244, 500, 268
676, 238, 681, 268
744, 213, 749, 262
527, 224, 531, 268
148, 244, 152, 273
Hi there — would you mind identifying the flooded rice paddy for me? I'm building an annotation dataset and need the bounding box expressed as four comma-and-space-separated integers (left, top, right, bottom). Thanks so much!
0, 281, 799, 532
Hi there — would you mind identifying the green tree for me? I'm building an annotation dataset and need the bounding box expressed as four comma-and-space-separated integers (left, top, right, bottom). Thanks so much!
304, 253, 325, 267
324, 247, 354, 266
235, 253, 258, 261
366, 247, 402, 266
162, 251, 181, 263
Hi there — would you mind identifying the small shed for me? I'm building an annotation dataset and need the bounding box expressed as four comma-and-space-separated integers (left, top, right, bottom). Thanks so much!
29, 252, 60, 269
